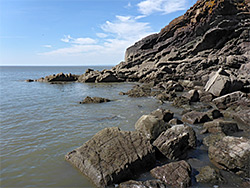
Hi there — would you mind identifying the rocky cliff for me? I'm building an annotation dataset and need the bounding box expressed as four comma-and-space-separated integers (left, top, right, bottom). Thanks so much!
111, 0, 250, 83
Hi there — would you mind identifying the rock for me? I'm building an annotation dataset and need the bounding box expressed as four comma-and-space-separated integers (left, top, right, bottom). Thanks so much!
135, 114, 170, 141
96, 72, 119, 82
212, 91, 248, 109
85, 68, 94, 74
196, 166, 225, 184
182, 90, 200, 102
203, 119, 239, 135
150, 160, 191, 188
199, 91, 214, 102
153, 125, 196, 160
169, 118, 183, 125
182, 111, 211, 124
206, 109, 224, 120
119, 180, 167, 188
65, 127, 155, 188
203, 133, 226, 147
233, 109, 250, 126
78, 71, 100, 82
208, 136, 250, 177
36, 72, 78, 82
25, 79, 34, 82
172, 96, 190, 108
204, 68, 244, 97
150, 108, 174, 122
79, 96, 111, 104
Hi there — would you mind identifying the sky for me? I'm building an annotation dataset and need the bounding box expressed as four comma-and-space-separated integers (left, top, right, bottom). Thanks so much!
0, 0, 197, 66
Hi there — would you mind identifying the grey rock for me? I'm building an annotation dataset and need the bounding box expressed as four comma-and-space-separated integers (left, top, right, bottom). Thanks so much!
153, 124, 196, 160
79, 96, 111, 104
209, 136, 250, 177
65, 127, 155, 188
150, 108, 174, 122
150, 160, 191, 188
196, 166, 225, 184
233, 109, 250, 126
182, 111, 211, 124
119, 180, 167, 188
182, 89, 200, 102
203, 133, 226, 147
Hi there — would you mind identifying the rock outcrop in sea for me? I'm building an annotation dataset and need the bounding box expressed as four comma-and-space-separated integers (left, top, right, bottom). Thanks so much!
26, 0, 250, 187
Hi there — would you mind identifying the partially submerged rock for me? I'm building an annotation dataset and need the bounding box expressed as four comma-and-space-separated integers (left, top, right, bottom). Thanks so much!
196, 166, 225, 184
208, 136, 250, 177
79, 96, 111, 104
153, 124, 196, 160
150, 160, 191, 188
119, 180, 167, 188
36, 72, 78, 82
65, 127, 155, 188
202, 119, 239, 135
182, 111, 211, 124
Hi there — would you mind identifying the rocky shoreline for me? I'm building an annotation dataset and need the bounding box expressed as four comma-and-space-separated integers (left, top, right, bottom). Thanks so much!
27, 0, 250, 187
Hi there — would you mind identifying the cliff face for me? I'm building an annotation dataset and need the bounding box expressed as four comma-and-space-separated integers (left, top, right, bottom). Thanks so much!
112, 0, 250, 82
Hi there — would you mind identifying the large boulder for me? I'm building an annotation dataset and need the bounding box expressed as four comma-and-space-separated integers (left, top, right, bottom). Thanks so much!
96, 72, 120, 82
208, 136, 250, 177
203, 133, 226, 147
119, 180, 167, 188
182, 111, 211, 124
135, 114, 170, 141
150, 108, 174, 122
182, 89, 200, 102
153, 125, 196, 160
233, 109, 250, 126
65, 127, 155, 188
36, 72, 78, 82
202, 119, 239, 135
78, 71, 100, 82
150, 160, 191, 188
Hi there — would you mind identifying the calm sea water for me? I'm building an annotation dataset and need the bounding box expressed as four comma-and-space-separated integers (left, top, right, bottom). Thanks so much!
0, 66, 166, 188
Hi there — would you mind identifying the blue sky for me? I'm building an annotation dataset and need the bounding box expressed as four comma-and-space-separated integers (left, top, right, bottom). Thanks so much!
0, 0, 196, 66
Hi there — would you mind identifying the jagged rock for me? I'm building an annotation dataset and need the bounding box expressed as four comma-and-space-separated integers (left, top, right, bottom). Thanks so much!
212, 91, 248, 109
199, 90, 214, 102
79, 96, 111, 104
153, 125, 196, 160
150, 160, 191, 188
65, 127, 155, 188
208, 136, 250, 177
25, 79, 34, 82
78, 71, 100, 82
169, 118, 183, 125
233, 109, 250, 126
36, 72, 78, 82
202, 119, 239, 135
196, 166, 225, 184
182, 89, 200, 102
119, 180, 167, 188
172, 96, 190, 108
150, 108, 174, 122
206, 109, 224, 120
204, 68, 244, 97
203, 133, 226, 147
96, 72, 119, 82
182, 111, 211, 124
135, 114, 170, 141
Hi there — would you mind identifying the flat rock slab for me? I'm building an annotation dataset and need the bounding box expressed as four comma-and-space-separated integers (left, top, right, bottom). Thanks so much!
182, 111, 211, 124
203, 119, 239, 135
119, 180, 167, 188
209, 136, 250, 177
153, 125, 196, 160
65, 127, 155, 188
150, 160, 191, 188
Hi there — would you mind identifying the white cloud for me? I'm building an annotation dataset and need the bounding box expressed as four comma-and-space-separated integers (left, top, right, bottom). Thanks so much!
137, 0, 187, 15
125, 2, 132, 9
96, 33, 108, 38
42, 45, 52, 48
61, 35, 97, 45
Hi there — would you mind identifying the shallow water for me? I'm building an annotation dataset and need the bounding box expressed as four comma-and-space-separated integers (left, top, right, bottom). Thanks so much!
0, 66, 247, 188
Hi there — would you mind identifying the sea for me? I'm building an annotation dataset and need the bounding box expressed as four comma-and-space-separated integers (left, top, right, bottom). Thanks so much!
0, 66, 247, 188
0, 66, 172, 187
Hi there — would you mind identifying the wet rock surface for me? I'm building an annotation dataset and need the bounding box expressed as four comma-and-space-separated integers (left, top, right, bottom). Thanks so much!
150, 160, 191, 188
79, 96, 111, 104
65, 127, 155, 188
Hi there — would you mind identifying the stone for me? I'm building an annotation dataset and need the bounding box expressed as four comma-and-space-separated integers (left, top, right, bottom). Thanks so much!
212, 91, 248, 109
203, 119, 239, 135
150, 160, 191, 188
150, 108, 174, 122
119, 180, 167, 188
153, 125, 196, 160
135, 114, 169, 141
203, 133, 226, 147
65, 127, 155, 188
206, 109, 223, 120
25, 79, 34, 82
182, 111, 211, 124
96, 73, 119, 82
233, 109, 250, 126
169, 118, 183, 125
182, 90, 200, 102
36, 72, 78, 82
196, 166, 225, 184
79, 96, 111, 104
208, 136, 250, 177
